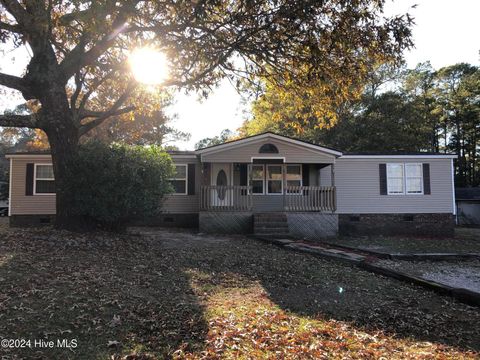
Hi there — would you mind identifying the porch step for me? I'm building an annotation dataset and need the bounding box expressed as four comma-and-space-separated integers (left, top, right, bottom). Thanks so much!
255, 228, 290, 235
254, 221, 289, 228
254, 213, 289, 236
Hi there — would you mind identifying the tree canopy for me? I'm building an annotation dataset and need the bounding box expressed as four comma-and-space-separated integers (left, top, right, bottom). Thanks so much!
241, 62, 480, 186
0, 0, 413, 229
195, 129, 234, 149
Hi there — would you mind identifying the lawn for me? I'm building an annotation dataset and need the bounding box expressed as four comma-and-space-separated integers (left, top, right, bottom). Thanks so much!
328, 228, 480, 254
0, 222, 479, 359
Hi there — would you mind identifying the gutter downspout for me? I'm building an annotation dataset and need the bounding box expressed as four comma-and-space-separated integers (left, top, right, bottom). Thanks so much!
451, 158, 457, 224
8, 158, 12, 217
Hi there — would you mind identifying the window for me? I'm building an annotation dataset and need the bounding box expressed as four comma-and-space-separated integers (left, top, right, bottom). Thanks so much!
34, 164, 55, 194
286, 165, 302, 194
267, 165, 283, 194
387, 164, 404, 194
405, 163, 423, 194
259, 143, 279, 153
386, 163, 423, 195
249, 165, 264, 194
170, 165, 188, 194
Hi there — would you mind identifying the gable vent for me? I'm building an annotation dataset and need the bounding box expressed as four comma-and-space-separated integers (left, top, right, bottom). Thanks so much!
259, 143, 279, 153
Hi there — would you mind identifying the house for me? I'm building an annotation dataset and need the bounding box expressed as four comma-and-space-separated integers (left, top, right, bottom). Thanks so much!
5, 132, 457, 238
455, 187, 480, 226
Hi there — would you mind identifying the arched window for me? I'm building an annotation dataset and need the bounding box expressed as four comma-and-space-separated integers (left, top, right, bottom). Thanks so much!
259, 143, 279, 154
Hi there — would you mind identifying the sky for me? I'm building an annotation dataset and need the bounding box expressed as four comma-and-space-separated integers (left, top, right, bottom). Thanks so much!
1, 0, 479, 149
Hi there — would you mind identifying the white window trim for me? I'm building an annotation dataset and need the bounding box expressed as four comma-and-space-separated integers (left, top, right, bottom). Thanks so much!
248, 164, 265, 195
285, 164, 303, 195
387, 163, 405, 195
405, 163, 424, 195
266, 164, 284, 195
169, 164, 188, 195
33, 163, 55, 195
386, 163, 424, 196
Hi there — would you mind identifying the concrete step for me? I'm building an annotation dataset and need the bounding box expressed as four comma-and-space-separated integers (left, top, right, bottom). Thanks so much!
255, 228, 289, 235
254, 213, 287, 218
253, 221, 288, 228
255, 226, 289, 231
254, 212, 289, 236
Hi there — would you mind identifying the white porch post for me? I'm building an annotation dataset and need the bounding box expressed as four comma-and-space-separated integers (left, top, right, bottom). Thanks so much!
331, 162, 336, 212
331, 162, 335, 187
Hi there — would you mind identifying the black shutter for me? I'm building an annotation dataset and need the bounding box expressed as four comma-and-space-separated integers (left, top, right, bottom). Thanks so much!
379, 164, 387, 195
26, 163, 34, 196
423, 163, 431, 195
187, 163, 195, 195
239, 164, 248, 186
302, 164, 310, 186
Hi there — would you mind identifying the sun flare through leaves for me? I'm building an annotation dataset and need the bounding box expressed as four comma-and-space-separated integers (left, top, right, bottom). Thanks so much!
129, 47, 169, 85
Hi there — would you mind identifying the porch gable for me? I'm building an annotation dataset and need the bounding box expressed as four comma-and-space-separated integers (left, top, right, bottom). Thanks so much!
197, 132, 341, 163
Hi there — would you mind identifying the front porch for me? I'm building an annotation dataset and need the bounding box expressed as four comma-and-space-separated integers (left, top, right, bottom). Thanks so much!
199, 162, 337, 213
195, 133, 341, 238
200, 184, 336, 212
198, 163, 338, 238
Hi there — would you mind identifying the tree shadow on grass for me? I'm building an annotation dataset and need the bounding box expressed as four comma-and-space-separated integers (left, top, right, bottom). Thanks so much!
0, 230, 208, 359
179, 234, 480, 353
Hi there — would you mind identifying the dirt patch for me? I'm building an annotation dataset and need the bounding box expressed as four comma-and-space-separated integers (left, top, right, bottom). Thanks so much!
377, 259, 480, 293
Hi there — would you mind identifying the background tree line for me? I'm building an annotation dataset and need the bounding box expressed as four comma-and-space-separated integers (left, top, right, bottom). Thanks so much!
232, 62, 479, 187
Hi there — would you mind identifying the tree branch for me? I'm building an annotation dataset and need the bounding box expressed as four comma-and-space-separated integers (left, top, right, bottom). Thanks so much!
79, 106, 135, 135
0, 114, 37, 128
60, 3, 134, 80
70, 71, 84, 111
80, 70, 115, 105
79, 82, 136, 136
79, 106, 135, 120
0, 72, 34, 99
0, 0, 30, 26
0, 21, 22, 33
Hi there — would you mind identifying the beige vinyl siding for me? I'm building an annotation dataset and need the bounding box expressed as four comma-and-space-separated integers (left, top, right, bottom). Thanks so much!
10, 154, 201, 216
201, 138, 336, 163
335, 158, 454, 214
9, 157, 56, 215
319, 165, 333, 186
161, 157, 201, 213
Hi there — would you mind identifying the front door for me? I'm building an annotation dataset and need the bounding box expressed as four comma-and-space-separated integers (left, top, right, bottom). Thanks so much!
211, 163, 232, 207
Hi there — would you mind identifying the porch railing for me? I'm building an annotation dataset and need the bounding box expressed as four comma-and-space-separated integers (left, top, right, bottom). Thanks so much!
200, 185, 252, 211
284, 186, 336, 212
200, 185, 336, 212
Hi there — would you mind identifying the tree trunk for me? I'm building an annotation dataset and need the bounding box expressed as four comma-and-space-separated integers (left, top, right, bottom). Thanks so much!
41, 95, 83, 231
47, 129, 81, 230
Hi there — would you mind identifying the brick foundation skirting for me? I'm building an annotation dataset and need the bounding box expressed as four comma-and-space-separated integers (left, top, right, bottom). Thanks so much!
339, 213, 455, 237
10, 215, 56, 227
11, 213, 200, 229
287, 213, 338, 240
131, 213, 199, 228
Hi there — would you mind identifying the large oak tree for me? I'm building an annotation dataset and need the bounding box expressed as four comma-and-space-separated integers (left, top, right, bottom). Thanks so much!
0, 0, 412, 229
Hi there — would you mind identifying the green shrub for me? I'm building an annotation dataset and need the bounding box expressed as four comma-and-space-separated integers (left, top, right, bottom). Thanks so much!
65, 142, 174, 230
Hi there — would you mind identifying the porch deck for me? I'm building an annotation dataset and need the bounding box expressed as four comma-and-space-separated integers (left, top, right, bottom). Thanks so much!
200, 185, 336, 212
